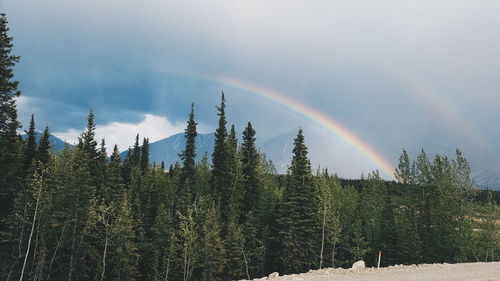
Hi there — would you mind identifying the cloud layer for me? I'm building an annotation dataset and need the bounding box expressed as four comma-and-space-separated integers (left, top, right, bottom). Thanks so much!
53, 114, 185, 153
6, 0, 500, 177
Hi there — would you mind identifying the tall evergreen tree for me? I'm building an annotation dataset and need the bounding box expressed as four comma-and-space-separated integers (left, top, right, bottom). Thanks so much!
108, 144, 123, 202
279, 129, 319, 274
211, 92, 231, 221
377, 192, 401, 266
179, 103, 197, 188
78, 110, 101, 188
108, 191, 139, 281
226, 124, 242, 222
22, 114, 37, 176
200, 203, 226, 281
131, 134, 141, 167
35, 125, 51, 165
394, 149, 412, 184
0, 14, 21, 187
241, 122, 259, 220
0, 15, 23, 275
140, 137, 149, 172
121, 147, 130, 180
96, 138, 109, 200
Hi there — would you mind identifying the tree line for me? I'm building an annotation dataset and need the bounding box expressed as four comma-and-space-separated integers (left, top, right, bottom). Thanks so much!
1, 13, 499, 281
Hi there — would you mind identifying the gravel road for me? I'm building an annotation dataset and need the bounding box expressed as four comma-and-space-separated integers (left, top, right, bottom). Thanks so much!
251, 262, 500, 281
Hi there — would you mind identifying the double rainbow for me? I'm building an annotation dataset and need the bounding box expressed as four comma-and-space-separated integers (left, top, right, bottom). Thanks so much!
209, 75, 395, 179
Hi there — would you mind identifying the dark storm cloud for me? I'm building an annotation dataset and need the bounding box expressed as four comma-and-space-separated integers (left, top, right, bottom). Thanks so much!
4, 0, 500, 177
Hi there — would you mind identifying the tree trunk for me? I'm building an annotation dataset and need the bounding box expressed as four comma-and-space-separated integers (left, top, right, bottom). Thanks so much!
47, 222, 67, 280
100, 220, 109, 281
319, 204, 326, 269
331, 240, 336, 268
19, 187, 41, 281
242, 245, 250, 280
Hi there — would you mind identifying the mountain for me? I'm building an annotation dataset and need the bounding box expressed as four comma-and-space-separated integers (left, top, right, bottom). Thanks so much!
119, 130, 500, 190
21, 131, 71, 152
120, 132, 215, 167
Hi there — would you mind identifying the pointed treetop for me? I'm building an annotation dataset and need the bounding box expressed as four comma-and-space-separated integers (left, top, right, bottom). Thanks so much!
140, 137, 150, 171
180, 103, 198, 187
36, 125, 51, 164
111, 144, 121, 164
22, 113, 37, 173
289, 128, 311, 179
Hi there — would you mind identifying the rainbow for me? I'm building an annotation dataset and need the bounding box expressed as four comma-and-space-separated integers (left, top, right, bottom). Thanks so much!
208, 75, 395, 179
375, 65, 488, 150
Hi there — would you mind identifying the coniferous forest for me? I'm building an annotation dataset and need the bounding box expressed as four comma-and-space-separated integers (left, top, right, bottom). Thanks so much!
1, 13, 500, 281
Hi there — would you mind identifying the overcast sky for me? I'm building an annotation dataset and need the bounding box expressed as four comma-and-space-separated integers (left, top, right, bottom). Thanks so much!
3, 0, 500, 178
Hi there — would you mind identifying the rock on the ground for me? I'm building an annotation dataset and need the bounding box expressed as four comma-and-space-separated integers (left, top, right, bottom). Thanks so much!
268, 272, 279, 279
351, 260, 365, 270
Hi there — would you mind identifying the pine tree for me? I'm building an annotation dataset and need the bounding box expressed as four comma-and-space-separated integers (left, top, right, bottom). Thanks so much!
176, 206, 197, 281
95, 138, 109, 201
22, 114, 37, 176
78, 110, 101, 189
140, 137, 149, 172
109, 191, 139, 281
179, 103, 197, 189
349, 217, 370, 262
377, 192, 401, 266
226, 124, 242, 223
317, 172, 342, 269
395, 149, 412, 184
151, 203, 175, 281
474, 191, 499, 261
211, 92, 231, 221
0, 15, 23, 265
225, 221, 246, 280
131, 134, 141, 167
108, 145, 123, 200
279, 129, 319, 274
194, 152, 211, 196
35, 125, 51, 165
122, 148, 133, 185
201, 203, 226, 281
241, 122, 259, 220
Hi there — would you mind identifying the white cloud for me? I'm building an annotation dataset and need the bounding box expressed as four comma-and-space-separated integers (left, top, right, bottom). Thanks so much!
53, 114, 186, 152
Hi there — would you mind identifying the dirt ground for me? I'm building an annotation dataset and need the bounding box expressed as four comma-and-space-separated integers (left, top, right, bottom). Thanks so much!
250, 262, 500, 281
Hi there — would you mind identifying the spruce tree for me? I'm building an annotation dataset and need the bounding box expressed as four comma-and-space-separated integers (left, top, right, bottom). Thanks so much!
201, 203, 226, 281
0, 14, 22, 256
78, 110, 101, 189
140, 137, 149, 172
109, 191, 139, 281
122, 148, 133, 185
151, 203, 175, 281
179, 103, 197, 188
241, 122, 259, 220
108, 144, 123, 202
211, 92, 231, 221
226, 124, 242, 222
22, 114, 37, 176
96, 138, 109, 200
395, 149, 412, 184
279, 129, 319, 274
377, 192, 401, 266
35, 125, 51, 165
225, 221, 246, 280
131, 134, 141, 167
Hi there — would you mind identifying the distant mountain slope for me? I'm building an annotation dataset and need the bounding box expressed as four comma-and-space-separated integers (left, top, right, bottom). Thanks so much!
473, 166, 500, 190
118, 130, 499, 190
21, 131, 71, 152
120, 132, 215, 166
